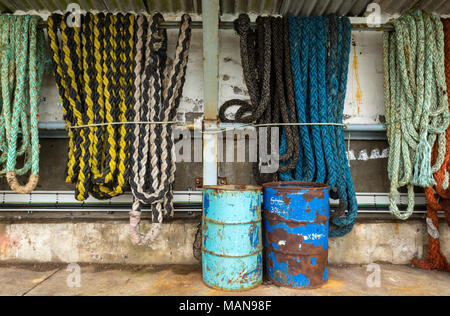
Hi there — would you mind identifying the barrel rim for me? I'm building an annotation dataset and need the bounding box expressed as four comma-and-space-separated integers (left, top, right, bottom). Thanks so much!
204, 184, 262, 192
203, 216, 262, 225
201, 279, 263, 292
262, 181, 329, 191
267, 277, 327, 290
263, 211, 329, 224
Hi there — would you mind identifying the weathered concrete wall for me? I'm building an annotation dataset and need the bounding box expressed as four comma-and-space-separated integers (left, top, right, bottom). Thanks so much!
0, 220, 448, 266
0, 220, 199, 265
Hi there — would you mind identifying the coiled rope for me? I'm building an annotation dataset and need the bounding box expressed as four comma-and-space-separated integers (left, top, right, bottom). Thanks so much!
218, 15, 356, 236
0, 15, 46, 193
129, 14, 192, 246
288, 16, 357, 237
383, 10, 450, 220
219, 14, 356, 236
411, 17, 450, 272
48, 12, 135, 201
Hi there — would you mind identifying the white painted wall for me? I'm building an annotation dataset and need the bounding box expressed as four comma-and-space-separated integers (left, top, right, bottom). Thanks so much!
345, 30, 385, 124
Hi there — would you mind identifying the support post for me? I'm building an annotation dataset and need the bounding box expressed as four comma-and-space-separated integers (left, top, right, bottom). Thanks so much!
202, 0, 220, 186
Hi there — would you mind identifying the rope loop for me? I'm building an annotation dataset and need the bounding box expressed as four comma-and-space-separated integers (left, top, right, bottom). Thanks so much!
384, 10, 450, 220
129, 13, 192, 247
0, 14, 46, 193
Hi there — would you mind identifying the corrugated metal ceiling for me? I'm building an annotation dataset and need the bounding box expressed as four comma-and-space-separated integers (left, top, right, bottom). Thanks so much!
0, 0, 449, 16
375, 0, 450, 16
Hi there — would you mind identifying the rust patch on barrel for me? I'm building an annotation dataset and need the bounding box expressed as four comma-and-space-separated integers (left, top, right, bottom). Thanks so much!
264, 212, 308, 228
274, 191, 292, 206
266, 227, 326, 255
273, 248, 328, 288
315, 212, 329, 223
266, 227, 305, 254
302, 188, 325, 203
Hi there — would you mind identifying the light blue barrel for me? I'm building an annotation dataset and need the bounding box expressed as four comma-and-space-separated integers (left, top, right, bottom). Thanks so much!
202, 185, 263, 291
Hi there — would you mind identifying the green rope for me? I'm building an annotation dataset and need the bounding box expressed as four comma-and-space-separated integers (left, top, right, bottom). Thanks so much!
0, 15, 46, 193
384, 10, 449, 220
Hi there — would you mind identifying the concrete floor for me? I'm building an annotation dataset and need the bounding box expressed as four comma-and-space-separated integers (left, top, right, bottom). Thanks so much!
0, 263, 448, 296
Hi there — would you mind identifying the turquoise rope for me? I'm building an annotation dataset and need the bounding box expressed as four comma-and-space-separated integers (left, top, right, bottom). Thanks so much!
0, 15, 46, 192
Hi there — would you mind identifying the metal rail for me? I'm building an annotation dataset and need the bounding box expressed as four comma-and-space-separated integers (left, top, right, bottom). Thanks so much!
35, 122, 388, 140
38, 20, 394, 31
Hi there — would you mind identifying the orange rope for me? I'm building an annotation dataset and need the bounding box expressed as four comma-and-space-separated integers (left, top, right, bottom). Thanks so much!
411, 18, 450, 271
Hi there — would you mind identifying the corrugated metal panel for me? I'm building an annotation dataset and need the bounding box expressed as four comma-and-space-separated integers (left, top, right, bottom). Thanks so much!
0, 0, 449, 16
280, 0, 372, 16
375, 0, 450, 16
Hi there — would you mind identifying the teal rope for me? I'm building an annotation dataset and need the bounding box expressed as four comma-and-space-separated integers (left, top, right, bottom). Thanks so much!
384, 10, 449, 220
288, 15, 357, 237
0, 15, 46, 193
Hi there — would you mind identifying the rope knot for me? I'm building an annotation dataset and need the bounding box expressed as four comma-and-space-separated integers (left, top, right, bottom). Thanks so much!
236, 14, 251, 36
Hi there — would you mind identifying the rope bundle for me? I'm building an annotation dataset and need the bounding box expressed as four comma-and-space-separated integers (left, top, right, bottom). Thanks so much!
48, 12, 136, 201
383, 11, 450, 220
0, 15, 46, 193
129, 14, 192, 246
219, 14, 356, 237
219, 15, 292, 183
411, 18, 450, 272
49, 12, 192, 245
287, 16, 356, 237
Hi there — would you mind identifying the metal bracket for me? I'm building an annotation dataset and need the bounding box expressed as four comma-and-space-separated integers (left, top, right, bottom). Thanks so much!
196, 177, 227, 189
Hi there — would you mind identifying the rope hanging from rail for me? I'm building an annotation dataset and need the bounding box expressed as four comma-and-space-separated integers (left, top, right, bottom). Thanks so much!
219, 14, 357, 237
129, 14, 192, 247
383, 10, 450, 220
411, 17, 450, 272
219, 14, 300, 184
0, 15, 47, 194
285, 15, 357, 237
48, 12, 136, 201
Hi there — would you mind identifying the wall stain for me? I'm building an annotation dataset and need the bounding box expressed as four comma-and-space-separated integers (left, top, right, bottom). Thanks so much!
0, 233, 20, 258
352, 39, 362, 115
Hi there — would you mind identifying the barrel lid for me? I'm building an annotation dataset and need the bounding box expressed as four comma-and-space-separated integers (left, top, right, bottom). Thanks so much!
204, 184, 262, 192
262, 181, 329, 192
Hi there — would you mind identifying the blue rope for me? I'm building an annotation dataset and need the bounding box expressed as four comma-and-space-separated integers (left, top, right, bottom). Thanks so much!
326, 16, 341, 200
287, 15, 358, 237
289, 16, 315, 182
308, 17, 326, 183
279, 129, 294, 181
329, 16, 358, 237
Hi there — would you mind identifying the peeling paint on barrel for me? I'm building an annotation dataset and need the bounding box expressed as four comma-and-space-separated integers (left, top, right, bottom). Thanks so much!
263, 182, 330, 289
202, 185, 263, 291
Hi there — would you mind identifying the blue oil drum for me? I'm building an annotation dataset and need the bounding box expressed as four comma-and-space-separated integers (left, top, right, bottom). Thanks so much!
263, 182, 330, 289
202, 185, 263, 291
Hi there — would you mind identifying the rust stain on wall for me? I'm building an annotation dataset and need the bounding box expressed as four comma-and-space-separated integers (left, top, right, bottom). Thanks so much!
0, 233, 19, 258
352, 39, 362, 115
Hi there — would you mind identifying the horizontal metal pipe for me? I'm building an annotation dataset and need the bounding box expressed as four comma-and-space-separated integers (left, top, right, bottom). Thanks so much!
38, 20, 394, 31
38, 122, 66, 130
0, 191, 428, 214
35, 123, 387, 139
345, 124, 386, 132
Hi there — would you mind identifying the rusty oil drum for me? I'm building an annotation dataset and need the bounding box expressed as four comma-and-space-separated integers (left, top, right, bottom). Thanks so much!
202, 185, 263, 291
263, 182, 330, 289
